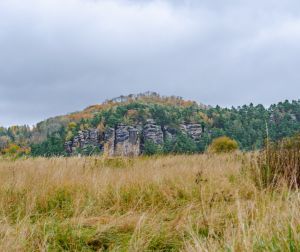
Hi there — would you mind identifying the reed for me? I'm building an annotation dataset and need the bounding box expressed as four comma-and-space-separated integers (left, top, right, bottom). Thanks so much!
256, 135, 300, 188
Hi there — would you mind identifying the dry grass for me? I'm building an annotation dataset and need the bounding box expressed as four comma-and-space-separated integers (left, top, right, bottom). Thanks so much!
256, 135, 300, 188
0, 154, 299, 251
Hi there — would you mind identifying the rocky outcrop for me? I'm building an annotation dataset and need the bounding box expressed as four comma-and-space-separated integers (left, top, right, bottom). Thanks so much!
65, 120, 203, 156
64, 141, 73, 154
164, 126, 178, 141
181, 123, 202, 142
143, 119, 164, 145
65, 129, 102, 155
103, 127, 115, 156
114, 124, 141, 156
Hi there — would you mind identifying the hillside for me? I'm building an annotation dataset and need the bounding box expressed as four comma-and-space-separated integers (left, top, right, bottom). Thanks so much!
1, 92, 300, 157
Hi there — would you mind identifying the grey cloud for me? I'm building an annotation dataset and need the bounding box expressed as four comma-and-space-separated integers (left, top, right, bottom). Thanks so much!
1, 0, 300, 126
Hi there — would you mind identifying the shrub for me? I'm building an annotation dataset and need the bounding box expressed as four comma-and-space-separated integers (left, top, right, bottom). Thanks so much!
143, 140, 162, 155
65, 130, 74, 141
208, 136, 238, 154
1, 143, 30, 158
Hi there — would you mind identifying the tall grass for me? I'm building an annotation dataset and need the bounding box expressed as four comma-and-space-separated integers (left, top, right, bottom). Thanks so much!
0, 154, 300, 251
256, 135, 300, 188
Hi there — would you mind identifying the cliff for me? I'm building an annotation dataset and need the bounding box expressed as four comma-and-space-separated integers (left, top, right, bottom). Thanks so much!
65, 119, 203, 156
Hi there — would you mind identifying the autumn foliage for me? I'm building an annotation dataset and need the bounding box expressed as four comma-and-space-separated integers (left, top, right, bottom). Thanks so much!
1, 143, 30, 158
208, 136, 239, 153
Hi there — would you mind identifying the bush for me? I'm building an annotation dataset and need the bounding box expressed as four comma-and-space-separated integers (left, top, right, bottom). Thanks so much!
1, 143, 30, 158
208, 136, 238, 154
143, 140, 162, 155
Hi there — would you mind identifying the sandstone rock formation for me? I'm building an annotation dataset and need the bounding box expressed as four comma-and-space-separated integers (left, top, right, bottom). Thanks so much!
65, 120, 203, 156
104, 127, 115, 156
143, 119, 164, 145
181, 123, 202, 142
64, 141, 73, 154
114, 124, 141, 156
164, 126, 178, 141
65, 129, 102, 155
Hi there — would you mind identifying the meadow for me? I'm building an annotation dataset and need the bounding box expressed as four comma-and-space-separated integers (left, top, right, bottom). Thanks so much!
0, 154, 299, 251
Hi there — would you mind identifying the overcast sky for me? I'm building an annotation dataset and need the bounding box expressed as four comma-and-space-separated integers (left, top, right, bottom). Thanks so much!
1, 0, 300, 126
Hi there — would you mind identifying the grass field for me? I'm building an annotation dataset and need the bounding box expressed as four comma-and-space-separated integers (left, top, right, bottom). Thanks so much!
0, 154, 299, 251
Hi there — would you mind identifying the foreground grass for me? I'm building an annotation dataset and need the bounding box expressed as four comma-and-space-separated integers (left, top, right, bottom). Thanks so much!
0, 154, 299, 251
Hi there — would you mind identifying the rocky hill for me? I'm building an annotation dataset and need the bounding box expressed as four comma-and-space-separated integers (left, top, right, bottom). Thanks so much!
2, 92, 300, 157
62, 92, 207, 156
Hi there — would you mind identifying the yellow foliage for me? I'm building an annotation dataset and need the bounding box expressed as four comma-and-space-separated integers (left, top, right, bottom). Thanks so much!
2, 143, 30, 157
208, 136, 239, 153
198, 111, 213, 125
97, 121, 105, 132
65, 131, 74, 141
67, 122, 77, 130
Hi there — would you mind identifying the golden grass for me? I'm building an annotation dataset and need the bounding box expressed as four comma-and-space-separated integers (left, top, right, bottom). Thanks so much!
0, 154, 299, 251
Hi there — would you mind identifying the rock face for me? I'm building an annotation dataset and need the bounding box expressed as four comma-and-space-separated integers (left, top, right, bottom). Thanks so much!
65, 120, 203, 156
103, 127, 115, 156
114, 124, 141, 156
181, 123, 202, 142
64, 141, 73, 154
65, 129, 102, 155
143, 119, 164, 145
164, 126, 178, 142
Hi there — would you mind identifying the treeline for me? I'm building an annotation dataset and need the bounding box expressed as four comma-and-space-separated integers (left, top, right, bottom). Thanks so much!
207, 100, 300, 150
1, 94, 300, 157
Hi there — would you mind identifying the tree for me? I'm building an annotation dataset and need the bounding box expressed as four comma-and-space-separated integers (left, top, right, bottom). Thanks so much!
163, 133, 198, 154
30, 128, 66, 157
173, 133, 197, 154
2, 143, 30, 158
0, 136, 10, 149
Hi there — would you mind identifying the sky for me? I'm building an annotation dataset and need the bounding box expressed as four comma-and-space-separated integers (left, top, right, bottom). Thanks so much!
1, 0, 300, 126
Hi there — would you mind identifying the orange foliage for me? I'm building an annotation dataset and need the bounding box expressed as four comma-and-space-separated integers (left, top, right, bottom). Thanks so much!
62, 93, 207, 122
126, 109, 138, 117
68, 112, 93, 121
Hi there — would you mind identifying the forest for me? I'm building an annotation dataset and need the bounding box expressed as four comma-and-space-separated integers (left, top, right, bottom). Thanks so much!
1, 92, 300, 157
